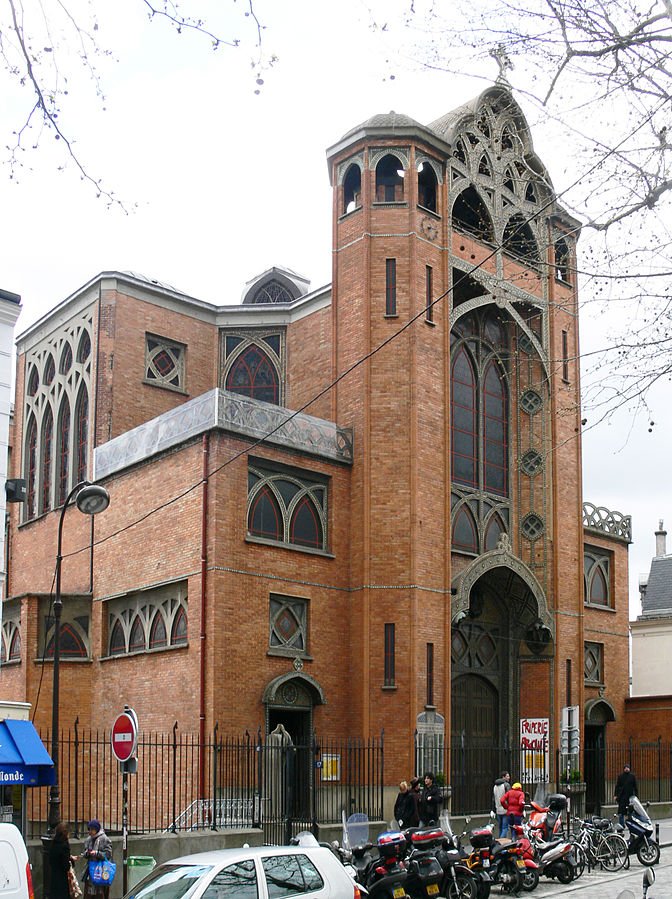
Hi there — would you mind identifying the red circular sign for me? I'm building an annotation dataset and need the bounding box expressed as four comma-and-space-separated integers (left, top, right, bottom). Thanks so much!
111, 712, 137, 762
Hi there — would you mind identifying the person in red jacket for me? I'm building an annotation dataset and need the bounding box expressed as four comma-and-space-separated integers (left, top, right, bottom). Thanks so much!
501, 781, 526, 829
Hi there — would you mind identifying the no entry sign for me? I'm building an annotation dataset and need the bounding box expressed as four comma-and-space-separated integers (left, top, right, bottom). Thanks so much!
111, 710, 138, 762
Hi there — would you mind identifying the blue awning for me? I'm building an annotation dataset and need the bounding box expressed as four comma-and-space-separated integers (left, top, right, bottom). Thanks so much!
0, 719, 55, 786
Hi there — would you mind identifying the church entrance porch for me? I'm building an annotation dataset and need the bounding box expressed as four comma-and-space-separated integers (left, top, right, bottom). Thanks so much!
450, 554, 554, 813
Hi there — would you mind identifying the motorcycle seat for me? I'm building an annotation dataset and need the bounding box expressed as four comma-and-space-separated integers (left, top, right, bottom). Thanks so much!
591, 817, 611, 829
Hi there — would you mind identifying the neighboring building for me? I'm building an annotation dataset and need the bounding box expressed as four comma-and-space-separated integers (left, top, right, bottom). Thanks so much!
631, 522, 672, 697
0, 84, 631, 818
0, 288, 22, 607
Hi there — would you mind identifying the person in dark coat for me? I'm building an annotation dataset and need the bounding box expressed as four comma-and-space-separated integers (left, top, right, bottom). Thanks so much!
419, 771, 442, 826
614, 764, 638, 827
407, 777, 421, 827
48, 822, 75, 899
80, 819, 113, 899
393, 781, 415, 828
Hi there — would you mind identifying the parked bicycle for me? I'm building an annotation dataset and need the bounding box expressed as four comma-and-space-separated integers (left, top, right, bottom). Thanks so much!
568, 816, 628, 874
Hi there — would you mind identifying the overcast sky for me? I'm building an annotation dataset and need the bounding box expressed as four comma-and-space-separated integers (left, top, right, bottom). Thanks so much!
0, 0, 668, 614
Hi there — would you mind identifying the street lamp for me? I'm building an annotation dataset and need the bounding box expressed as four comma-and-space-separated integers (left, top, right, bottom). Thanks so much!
47, 481, 110, 832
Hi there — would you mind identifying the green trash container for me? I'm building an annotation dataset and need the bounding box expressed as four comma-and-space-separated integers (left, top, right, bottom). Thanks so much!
127, 856, 156, 890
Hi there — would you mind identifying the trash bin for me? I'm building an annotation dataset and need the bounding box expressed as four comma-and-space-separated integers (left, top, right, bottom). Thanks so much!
127, 857, 156, 890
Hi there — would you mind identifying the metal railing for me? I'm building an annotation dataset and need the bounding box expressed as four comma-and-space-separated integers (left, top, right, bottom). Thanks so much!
25, 722, 384, 841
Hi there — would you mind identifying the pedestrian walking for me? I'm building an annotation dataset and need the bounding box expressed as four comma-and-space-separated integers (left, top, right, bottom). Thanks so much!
614, 764, 638, 827
79, 819, 113, 899
48, 822, 75, 899
501, 781, 525, 829
492, 770, 511, 838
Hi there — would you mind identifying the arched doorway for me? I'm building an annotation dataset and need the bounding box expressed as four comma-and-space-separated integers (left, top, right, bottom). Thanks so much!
585, 698, 616, 813
262, 673, 326, 841
451, 557, 554, 812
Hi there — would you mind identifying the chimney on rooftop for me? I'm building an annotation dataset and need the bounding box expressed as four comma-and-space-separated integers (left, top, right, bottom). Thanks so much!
655, 520, 667, 557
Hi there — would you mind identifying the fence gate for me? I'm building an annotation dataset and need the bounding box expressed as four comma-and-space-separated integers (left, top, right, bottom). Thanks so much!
261, 733, 315, 845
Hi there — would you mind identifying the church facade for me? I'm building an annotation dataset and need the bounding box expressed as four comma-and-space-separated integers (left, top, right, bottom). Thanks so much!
1, 85, 631, 814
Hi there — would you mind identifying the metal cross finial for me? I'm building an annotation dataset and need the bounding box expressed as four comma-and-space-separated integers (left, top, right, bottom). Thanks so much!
490, 44, 513, 84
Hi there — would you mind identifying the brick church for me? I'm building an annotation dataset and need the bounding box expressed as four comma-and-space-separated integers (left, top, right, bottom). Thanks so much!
1, 84, 632, 814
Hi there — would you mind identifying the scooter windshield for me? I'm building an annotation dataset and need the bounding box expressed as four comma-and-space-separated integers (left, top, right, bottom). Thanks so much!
629, 796, 651, 823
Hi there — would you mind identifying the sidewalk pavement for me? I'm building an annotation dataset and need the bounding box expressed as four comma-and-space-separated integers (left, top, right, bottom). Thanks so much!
652, 817, 672, 847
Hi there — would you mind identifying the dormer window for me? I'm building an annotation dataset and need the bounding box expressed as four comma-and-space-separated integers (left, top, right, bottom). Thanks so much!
250, 280, 294, 304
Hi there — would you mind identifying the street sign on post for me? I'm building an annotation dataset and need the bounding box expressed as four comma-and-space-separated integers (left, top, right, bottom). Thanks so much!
111, 711, 138, 762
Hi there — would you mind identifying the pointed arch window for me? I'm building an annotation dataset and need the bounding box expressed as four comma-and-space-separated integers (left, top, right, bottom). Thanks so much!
251, 280, 294, 304
484, 513, 505, 551
60, 343, 73, 375
9, 629, 21, 662
417, 161, 438, 212
290, 496, 322, 548
44, 355, 55, 386
375, 154, 404, 203
451, 309, 510, 502
503, 214, 540, 264
451, 347, 477, 488
109, 620, 126, 655
77, 331, 91, 362
40, 408, 53, 515
452, 505, 478, 553
57, 396, 71, 505
478, 155, 492, 176
75, 387, 89, 485
248, 462, 328, 552
27, 367, 39, 397
25, 415, 38, 520
249, 485, 282, 541
129, 616, 145, 653
343, 164, 362, 214
584, 547, 611, 607
483, 362, 508, 496
149, 613, 167, 648
171, 606, 188, 644
452, 186, 494, 243
226, 345, 279, 405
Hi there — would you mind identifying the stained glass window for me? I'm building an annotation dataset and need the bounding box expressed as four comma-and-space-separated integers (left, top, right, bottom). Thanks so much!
145, 334, 185, 391
41, 409, 53, 514
57, 396, 70, 505
269, 595, 307, 653
248, 463, 328, 552
226, 345, 279, 404
75, 388, 88, 484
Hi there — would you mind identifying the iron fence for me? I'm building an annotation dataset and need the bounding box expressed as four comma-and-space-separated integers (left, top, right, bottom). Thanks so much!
24, 723, 384, 841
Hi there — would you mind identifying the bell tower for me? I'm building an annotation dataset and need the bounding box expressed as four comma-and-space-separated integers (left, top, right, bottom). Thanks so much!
326, 114, 453, 762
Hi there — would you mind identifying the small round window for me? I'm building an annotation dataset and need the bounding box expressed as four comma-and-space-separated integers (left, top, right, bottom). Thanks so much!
520, 389, 542, 415
522, 513, 545, 541
520, 450, 543, 476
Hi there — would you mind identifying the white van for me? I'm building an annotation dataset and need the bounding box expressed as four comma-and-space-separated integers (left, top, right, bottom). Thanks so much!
0, 823, 33, 899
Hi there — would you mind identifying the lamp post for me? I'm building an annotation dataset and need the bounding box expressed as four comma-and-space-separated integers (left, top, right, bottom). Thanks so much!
47, 481, 110, 832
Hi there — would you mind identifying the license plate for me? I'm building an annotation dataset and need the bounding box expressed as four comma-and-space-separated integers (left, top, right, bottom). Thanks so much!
482, 859, 490, 868
393, 889, 405, 899
516, 859, 525, 868
427, 886, 439, 896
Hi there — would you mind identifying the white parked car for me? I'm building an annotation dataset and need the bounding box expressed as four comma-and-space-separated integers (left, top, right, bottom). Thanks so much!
123, 842, 362, 899
0, 823, 33, 899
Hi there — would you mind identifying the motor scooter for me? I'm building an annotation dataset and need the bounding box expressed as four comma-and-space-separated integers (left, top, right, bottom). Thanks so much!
348, 830, 410, 899
440, 817, 491, 899
622, 797, 661, 866
513, 822, 576, 885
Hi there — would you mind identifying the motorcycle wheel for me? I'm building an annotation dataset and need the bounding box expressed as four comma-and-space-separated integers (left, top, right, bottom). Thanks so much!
475, 875, 491, 899
636, 841, 660, 866
521, 867, 539, 892
499, 860, 523, 895
446, 873, 479, 899
554, 860, 574, 885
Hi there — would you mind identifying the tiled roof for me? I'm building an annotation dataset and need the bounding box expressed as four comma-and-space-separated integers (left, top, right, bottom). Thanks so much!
641, 555, 672, 616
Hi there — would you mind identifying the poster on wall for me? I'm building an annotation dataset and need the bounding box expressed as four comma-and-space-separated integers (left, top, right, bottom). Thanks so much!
519, 718, 549, 783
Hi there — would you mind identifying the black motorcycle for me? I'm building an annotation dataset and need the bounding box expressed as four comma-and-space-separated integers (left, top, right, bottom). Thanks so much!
350, 830, 410, 899
404, 826, 479, 899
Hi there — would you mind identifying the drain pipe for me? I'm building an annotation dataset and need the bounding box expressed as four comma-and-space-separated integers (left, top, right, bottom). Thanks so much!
199, 433, 210, 801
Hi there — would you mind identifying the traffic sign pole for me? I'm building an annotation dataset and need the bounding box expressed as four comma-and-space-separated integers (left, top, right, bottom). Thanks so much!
111, 708, 138, 896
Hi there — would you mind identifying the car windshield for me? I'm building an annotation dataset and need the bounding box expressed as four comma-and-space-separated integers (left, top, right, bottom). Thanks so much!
126, 864, 214, 899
